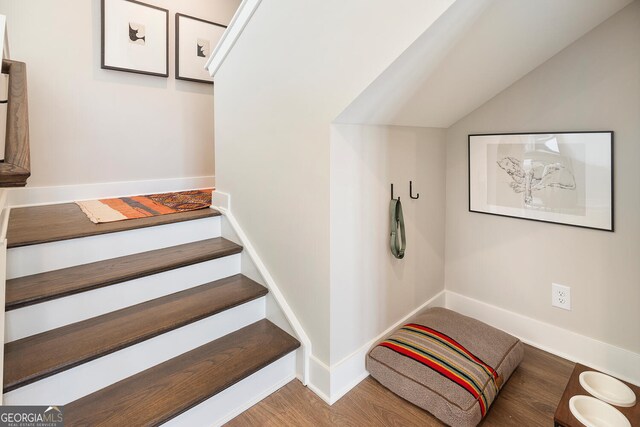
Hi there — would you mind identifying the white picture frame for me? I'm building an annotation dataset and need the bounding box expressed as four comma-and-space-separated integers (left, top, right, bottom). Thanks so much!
175, 13, 226, 84
101, 0, 168, 77
469, 132, 613, 231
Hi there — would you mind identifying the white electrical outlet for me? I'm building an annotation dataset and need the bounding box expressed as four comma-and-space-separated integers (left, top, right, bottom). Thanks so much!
552, 283, 571, 310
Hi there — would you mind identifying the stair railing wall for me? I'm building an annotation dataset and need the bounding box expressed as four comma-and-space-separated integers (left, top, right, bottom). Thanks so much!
205, 0, 313, 385
205, 0, 262, 78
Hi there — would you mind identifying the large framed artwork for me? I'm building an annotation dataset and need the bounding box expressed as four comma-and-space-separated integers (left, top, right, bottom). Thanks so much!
469, 131, 613, 231
101, 0, 169, 77
175, 14, 226, 84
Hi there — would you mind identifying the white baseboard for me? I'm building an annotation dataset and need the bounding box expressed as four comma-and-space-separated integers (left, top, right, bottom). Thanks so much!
445, 291, 640, 386
308, 290, 447, 405
305, 289, 640, 405
307, 355, 332, 404
212, 191, 230, 211
7, 176, 215, 207
212, 199, 312, 386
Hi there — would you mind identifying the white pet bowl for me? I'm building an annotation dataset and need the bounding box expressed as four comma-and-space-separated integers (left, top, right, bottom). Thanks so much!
580, 371, 636, 407
569, 395, 630, 427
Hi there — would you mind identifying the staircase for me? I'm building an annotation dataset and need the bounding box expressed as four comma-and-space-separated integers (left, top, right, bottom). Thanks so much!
2, 203, 300, 425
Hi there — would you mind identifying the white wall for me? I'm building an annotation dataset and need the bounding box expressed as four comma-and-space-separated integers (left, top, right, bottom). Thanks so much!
445, 2, 640, 354
214, 0, 455, 365
0, 0, 240, 188
330, 124, 446, 364
0, 188, 7, 402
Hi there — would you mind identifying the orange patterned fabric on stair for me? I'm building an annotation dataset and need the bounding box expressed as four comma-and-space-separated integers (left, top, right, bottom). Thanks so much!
75, 189, 214, 224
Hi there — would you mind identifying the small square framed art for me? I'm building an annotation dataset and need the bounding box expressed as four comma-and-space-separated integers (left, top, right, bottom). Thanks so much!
101, 0, 169, 77
175, 13, 226, 84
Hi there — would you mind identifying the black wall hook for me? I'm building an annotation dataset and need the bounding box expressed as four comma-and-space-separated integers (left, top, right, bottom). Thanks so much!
409, 181, 419, 199
391, 183, 400, 201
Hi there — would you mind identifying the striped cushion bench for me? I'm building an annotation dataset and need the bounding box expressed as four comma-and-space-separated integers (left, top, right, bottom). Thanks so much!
366, 308, 524, 427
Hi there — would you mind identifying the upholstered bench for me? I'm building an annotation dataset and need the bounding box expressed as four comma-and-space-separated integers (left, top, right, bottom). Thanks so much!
366, 307, 524, 426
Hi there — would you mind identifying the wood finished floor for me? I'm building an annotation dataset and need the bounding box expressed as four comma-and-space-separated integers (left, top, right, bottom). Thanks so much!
226, 344, 574, 426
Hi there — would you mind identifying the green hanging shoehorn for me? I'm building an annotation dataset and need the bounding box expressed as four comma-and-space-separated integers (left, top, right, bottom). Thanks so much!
390, 197, 406, 259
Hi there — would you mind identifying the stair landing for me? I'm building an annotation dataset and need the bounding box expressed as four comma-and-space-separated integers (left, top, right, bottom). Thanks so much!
7, 203, 220, 248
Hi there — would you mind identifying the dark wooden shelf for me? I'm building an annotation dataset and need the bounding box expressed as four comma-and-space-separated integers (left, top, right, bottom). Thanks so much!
0, 60, 30, 188
7, 203, 220, 248
3, 274, 267, 392
6, 237, 242, 310
64, 320, 299, 426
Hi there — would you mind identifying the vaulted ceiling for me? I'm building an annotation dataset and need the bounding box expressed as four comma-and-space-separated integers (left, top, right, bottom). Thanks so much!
335, 0, 633, 128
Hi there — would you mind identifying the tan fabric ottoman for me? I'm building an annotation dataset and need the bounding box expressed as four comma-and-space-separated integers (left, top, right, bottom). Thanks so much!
366, 307, 524, 426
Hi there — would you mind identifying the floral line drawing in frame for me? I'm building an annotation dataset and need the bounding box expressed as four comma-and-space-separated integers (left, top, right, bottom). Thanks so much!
468, 131, 613, 231
101, 0, 169, 77
496, 154, 577, 207
175, 13, 226, 84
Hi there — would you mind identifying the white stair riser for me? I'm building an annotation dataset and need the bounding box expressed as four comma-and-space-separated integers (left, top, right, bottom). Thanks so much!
5, 254, 241, 342
7, 215, 221, 279
164, 351, 297, 427
3, 297, 266, 405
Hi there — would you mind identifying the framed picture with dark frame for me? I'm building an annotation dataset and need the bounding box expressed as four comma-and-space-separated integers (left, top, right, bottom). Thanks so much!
101, 0, 169, 77
468, 131, 614, 231
175, 13, 226, 84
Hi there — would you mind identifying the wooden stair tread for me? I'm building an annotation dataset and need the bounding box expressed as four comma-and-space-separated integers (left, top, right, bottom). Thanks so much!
6, 203, 220, 248
6, 237, 242, 310
64, 320, 299, 427
3, 274, 268, 392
